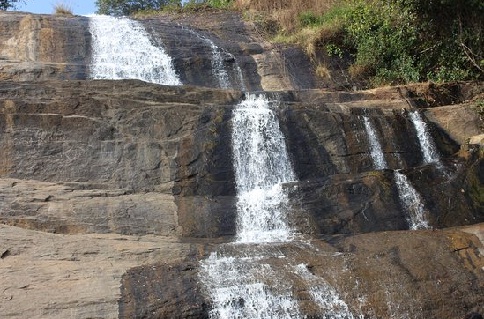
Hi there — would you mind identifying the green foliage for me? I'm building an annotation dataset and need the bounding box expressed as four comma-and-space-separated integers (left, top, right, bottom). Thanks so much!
96, 0, 181, 16
299, 11, 324, 27
0, 0, 24, 10
292, 0, 483, 86
96, 0, 233, 15
204, 0, 233, 9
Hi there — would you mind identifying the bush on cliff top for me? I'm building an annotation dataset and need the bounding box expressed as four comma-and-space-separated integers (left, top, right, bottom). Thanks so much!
95, 0, 233, 16
242, 0, 484, 86
94, 0, 482, 86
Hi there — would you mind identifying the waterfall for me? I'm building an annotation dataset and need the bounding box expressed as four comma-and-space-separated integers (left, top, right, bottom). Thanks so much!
361, 116, 387, 170
200, 94, 356, 318
294, 264, 355, 319
208, 42, 232, 89
232, 94, 296, 243
185, 28, 246, 90
394, 171, 430, 230
86, 15, 354, 317
199, 94, 300, 317
88, 15, 181, 85
409, 111, 440, 165
199, 248, 302, 319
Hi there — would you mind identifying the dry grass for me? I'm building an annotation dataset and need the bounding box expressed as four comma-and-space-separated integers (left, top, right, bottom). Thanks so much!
235, 0, 337, 31
316, 63, 332, 79
53, 2, 73, 16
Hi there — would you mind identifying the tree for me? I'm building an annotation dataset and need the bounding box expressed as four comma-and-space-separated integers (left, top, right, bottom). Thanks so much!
95, 0, 181, 16
0, 0, 25, 10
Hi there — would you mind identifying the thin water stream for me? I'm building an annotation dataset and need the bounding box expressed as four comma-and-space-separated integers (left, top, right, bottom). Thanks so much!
394, 171, 430, 230
409, 111, 441, 165
361, 115, 387, 170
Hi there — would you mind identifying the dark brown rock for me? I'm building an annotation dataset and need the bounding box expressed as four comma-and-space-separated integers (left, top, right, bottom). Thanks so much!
119, 261, 210, 319
0, 10, 483, 319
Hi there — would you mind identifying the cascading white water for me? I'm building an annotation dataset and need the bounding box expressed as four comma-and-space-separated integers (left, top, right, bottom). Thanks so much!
394, 171, 430, 230
185, 28, 246, 90
200, 94, 356, 318
200, 249, 302, 319
362, 116, 387, 170
209, 42, 231, 89
88, 15, 181, 85
409, 111, 440, 165
233, 58, 247, 92
199, 94, 302, 318
294, 264, 355, 319
232, 94, 296, 243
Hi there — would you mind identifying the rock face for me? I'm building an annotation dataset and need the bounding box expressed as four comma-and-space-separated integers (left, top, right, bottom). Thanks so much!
0, 224, 193, 319
0, 10, 483, 319
119, 228, 484, 319
0, 10, 320, 91
0, 12, 90, 80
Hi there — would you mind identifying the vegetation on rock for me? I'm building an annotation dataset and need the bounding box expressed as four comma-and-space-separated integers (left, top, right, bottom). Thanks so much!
0, 0, 25, 10
54, 2, 73, 15
237, 0, 484, 87
95, 0, 233, 16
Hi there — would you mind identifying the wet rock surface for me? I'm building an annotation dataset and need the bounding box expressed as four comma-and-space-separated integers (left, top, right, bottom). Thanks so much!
118, 228, 483, 318
0, 78, 483, 318
0, 10, 482, 319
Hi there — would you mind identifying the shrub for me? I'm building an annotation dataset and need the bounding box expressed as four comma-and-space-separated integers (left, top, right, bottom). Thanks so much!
54, 2, 73, 15
246, 0, 482, 86
293, 0, 483, 85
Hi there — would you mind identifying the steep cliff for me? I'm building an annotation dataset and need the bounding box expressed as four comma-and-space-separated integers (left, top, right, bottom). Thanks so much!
0, 10, 483, 319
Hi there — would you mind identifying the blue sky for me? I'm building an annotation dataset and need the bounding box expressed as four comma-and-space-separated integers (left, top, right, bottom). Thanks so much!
16, 0, 97, 15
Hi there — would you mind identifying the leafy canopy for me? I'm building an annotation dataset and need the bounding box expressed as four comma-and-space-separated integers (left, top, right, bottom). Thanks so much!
95, 0, 234, 16
0, 0, 25, 10
95, 0, 182, 16
297, 0, 483, 85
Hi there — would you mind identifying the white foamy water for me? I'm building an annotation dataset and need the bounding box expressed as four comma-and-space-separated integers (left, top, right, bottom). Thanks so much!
186, 27, 246, 90
199, 94, 303, 318
394, 171, 430, 230
409, 111, 440, 165
362, 116, 387, 170
88, 15, 181, 85
185, 28, 231, 89
232, 94, 296, 243
200, 252, 301, 319
294, 264, 356, 319
200, 89, 354, 319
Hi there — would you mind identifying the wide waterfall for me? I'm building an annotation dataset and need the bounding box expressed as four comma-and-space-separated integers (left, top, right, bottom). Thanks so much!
409, 111, 440, 165
88, 15, 181, 85
394, 171, 430, 230
232, 94, 296, 243
362, 115, 387, 170
199, 94, 301, 317
199, 94, 357, 318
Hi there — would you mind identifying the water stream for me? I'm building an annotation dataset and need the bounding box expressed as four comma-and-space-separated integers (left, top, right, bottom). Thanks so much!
232, 94, 296, 243
361, 115, 387, 170
199, 94, 302, 317
200, 93, 358, 318
409, 111, 440, 165
85, 15, 422, 316
394, 171, 430, 230
88, 15, 181, 85
185, 27, 247, 90
361, 113, 431, 230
